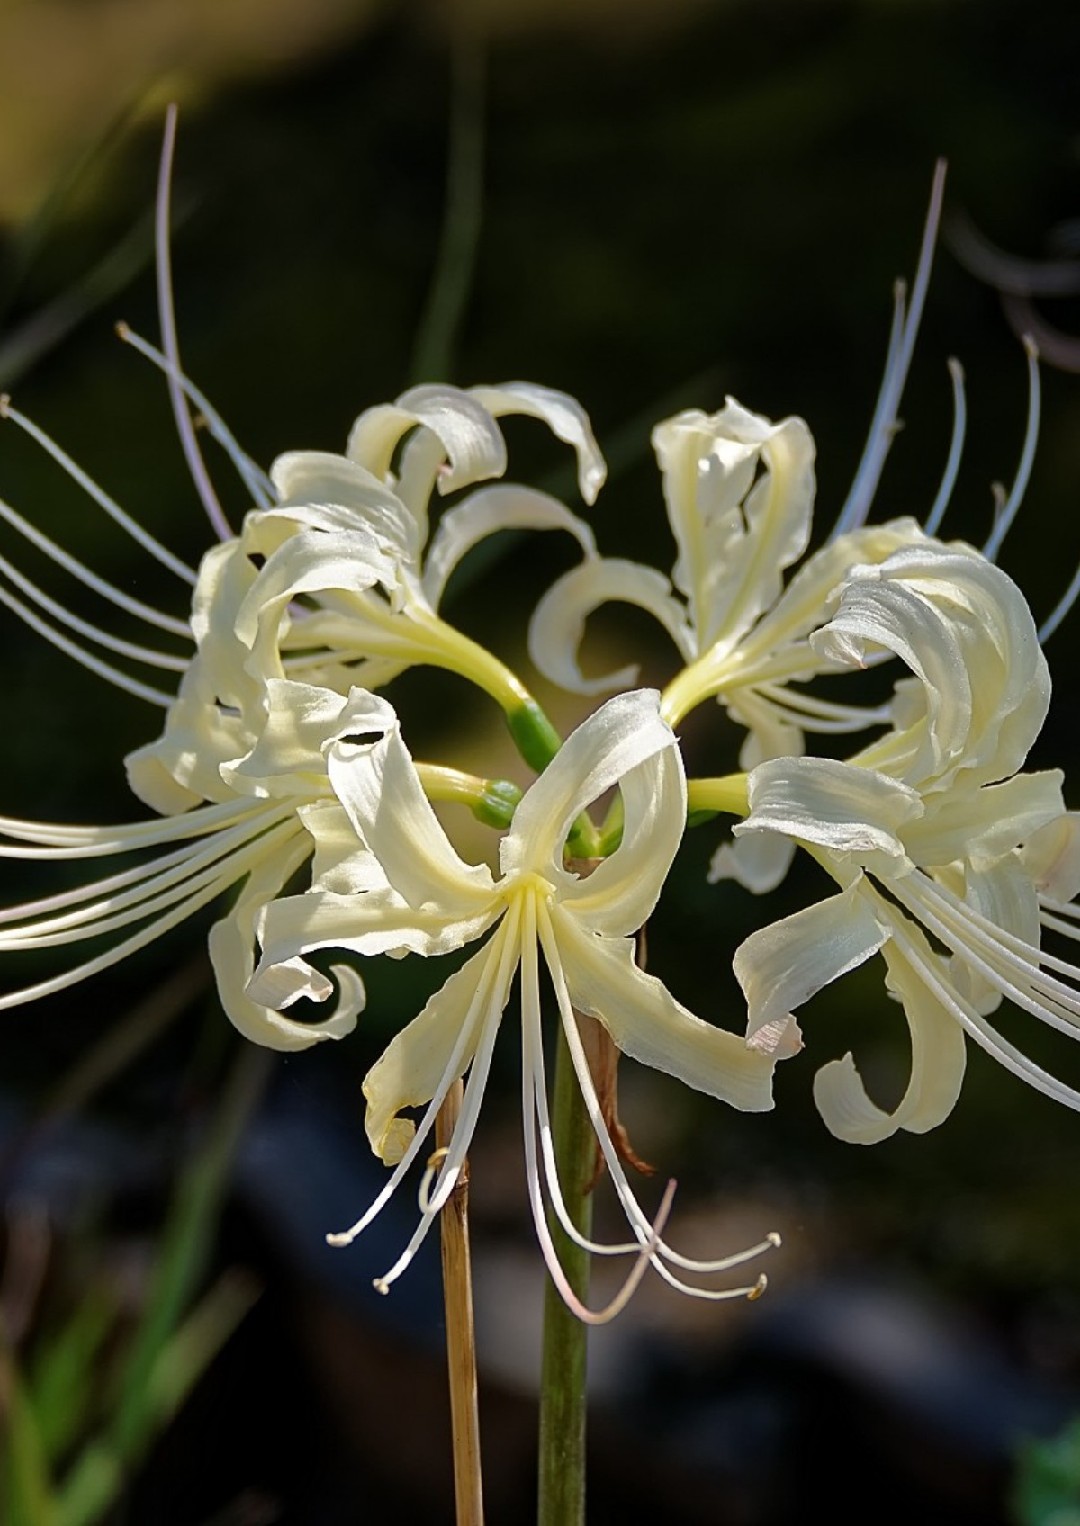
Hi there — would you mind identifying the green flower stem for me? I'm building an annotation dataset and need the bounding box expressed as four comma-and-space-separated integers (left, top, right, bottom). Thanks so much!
686, 773, 750, 819
417, 764, 522, 829
537, 1017, 593, 1526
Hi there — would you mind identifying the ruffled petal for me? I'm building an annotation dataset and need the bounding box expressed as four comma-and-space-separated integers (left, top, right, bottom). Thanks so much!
551, 908, 776, 1113
501, 689, 674, 883
266, 452, 421, 562
812, 942, 967, 1144
528, 557, 693, 696
221, 681, 396, 800
421, 484, 597, 610
733, 881, 888, 1046
737, 756, 923, 876
652, 401, 815, 654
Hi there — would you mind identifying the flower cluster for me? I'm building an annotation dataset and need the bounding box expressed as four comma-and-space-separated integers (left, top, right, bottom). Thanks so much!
4, 168, 1080, 1316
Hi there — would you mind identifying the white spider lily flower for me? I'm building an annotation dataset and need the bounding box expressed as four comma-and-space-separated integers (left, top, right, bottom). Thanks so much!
248, 688, 780, 1313
250, 379, 606, 698
528, 396, 928, 891
0, 678, 398, 1051
728, 543, 1080, 1142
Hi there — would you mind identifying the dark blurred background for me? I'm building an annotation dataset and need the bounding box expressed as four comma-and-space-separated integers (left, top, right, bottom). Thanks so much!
2, 2, 1080, 1522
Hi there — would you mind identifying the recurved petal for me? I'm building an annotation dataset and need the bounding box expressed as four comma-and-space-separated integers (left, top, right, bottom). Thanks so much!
347, 385, 507, 495
733, 880, 889, 1043
362, 929, 517, 1163
235, 529, 398, 649
213, 849, 364, 1052
267, 452, 421, 561
528, 557, 693, 695
500, 689, 675, 882
328, 716, 496, 913
469, 383, 607, 504
558, 744, 686, 938
551, 909, 776, 1112
221, 681, 396, 800
653, 401, 815, 654
421, 484, 597, 610
812, 943, 967, 1143
737, 756, 923, 874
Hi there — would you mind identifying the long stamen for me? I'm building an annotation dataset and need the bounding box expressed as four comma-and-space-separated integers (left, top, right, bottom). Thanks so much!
885, 874, 1080, 1036
0, 820, 303, 1012
887, 915, 1080, 1113
0, 813, 297, 952
325, 916, 516, 1251
0, 808, 293, 942
0, 547, 188, 671
117, 324, 274, 510
0, 577, 174, 704
369, 909, 522, 1293
519, 893, 683, 1322
0, 397, 197, 585
155, 105, 233, 542
536, 901, 778, 1297
0, 494, 190, 636
832, 159, 947, 537
0, 798, 264, 854
923, 357, 967, 535
982, 336, 1040, 560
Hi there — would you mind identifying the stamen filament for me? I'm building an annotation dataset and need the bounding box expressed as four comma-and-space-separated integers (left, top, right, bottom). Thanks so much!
0, 396, 197, 585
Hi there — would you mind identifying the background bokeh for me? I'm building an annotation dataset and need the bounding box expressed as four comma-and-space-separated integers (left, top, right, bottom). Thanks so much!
2, 2, 1080, 1522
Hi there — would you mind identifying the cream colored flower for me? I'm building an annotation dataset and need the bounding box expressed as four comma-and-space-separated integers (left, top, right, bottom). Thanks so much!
727, 542, 1080, 1142
0, 677, 383, 1049
249, 688, 779, 1312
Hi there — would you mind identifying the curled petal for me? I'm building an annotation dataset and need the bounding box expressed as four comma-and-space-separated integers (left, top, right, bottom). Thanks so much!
558, 744, 686, 939
812, 943, 967, 1144
421, 484, 597, 610
822, 547, 1050, 790
347, 384, 507, 496
215, 849, 363, 1052
267, 452, 421, 561
327, 715, 496, 914
221, 681, 396, 800
469, 382, 607, 504
501, 689, 675, 883
528, 557, 693, 695
653, 401, 814, 653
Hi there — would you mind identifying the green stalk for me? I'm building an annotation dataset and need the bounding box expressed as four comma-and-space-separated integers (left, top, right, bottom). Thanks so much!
537, 1019, 593, 1526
